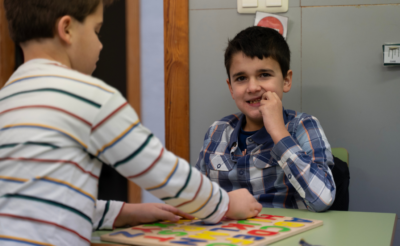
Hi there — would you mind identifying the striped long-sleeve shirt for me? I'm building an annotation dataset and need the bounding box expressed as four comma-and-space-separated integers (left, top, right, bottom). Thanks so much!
0, 59, 229, 246
195, 110, 336, 212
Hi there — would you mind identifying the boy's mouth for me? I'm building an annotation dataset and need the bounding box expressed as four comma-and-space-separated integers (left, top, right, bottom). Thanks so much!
247, 97, 262, 104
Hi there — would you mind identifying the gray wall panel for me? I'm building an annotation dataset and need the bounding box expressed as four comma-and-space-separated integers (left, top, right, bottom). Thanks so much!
302, 5, 400, 216
190, 0, 300, 9
189, 0, 399, 241
302, 0, 400, 6
189, 7, 302, 164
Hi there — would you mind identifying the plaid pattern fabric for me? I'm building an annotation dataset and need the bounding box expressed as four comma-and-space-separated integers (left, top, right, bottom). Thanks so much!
195, 109, 336, 212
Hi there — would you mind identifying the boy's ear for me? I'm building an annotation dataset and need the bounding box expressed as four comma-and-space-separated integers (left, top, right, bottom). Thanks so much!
56, 16, 74, 45
283, 70, 293, 93
226, 78, 235, 99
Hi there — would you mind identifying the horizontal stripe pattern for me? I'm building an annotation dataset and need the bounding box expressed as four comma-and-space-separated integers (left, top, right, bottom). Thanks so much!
36, 177, 96, 202
0, 235, 53, 246
91, 102, 128, 132
95, 119, 140, 157
0, 88, 101, 108
147, 158, 179, 191
0, 176, 28, 183
0, 59, 230, 246
4, 74, 115, 94
0, 213, 89, 244
0, 142, 59, 150
2, 194, 92, 224
1, 124, 88, 149
0, 157, 99, 179
0, 105, 92, 126
114, 133, 154, 168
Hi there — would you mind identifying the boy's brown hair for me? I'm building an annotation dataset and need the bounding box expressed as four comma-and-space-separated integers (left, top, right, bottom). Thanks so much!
4, 0, 114, 44
224, 26, 291, 82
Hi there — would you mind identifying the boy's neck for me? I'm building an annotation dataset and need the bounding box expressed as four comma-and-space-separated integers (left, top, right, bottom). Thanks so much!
243, 117, 263, 132
21, 38, 71, 68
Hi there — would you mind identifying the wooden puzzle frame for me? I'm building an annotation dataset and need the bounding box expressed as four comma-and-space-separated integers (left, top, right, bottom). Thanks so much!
101, 214, 323, 246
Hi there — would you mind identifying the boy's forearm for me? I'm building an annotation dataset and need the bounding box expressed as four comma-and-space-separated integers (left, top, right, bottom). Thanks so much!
271, 133, 335, 212
269, 125, 291, 144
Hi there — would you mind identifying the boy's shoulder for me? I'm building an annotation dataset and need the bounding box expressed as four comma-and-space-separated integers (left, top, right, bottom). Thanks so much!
285, 108, 324, 131
209, 112, 243, 129
5, 59, 117, 94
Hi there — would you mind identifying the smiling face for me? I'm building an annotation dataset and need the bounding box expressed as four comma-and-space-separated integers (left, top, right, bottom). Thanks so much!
227, 52, 292, 131
68, 2, 104, 74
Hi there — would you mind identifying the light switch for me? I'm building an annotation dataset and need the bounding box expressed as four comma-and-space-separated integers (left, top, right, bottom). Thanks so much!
242, 0, 258, 8
266, 0, 282, 7
383, 44, 400, 66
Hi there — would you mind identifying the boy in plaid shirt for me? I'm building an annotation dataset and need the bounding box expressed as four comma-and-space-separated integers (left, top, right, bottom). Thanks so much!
195, 26, 336, 212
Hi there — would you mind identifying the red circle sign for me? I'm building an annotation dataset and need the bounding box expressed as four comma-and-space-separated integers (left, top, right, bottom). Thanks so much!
257, 16, 284, 35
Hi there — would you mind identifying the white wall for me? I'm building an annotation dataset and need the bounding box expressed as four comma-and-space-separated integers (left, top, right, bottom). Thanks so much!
140, 0, 165, 203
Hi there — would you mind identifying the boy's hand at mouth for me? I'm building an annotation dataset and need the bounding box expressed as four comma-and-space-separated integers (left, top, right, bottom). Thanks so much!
259, 91, 290, 144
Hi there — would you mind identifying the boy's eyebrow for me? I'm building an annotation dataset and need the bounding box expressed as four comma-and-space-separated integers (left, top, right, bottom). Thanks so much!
232, 72, 246, 78
257, 69, 275, 74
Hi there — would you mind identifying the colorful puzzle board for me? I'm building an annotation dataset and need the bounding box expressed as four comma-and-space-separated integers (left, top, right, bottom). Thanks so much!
101, 214, 323, 246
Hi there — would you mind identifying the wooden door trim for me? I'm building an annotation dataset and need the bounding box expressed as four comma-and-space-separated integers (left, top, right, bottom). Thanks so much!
0, 0, 15, 88
126, 0, 142, 203
164, 0, 189, 161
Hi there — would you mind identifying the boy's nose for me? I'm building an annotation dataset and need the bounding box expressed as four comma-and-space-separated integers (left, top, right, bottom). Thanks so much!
247, 77, 260, 93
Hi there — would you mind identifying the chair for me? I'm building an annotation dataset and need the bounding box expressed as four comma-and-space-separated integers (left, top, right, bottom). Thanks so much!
331, 147, 349, 165
329, 147, 350, 211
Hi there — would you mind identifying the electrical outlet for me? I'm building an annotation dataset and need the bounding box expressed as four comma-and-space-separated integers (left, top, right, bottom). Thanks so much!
238, 0, 288, 14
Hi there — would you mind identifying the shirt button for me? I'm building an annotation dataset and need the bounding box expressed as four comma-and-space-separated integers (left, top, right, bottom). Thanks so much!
288, 174, 292, 179
217, 164, 221, 168
239, 170, 244, 175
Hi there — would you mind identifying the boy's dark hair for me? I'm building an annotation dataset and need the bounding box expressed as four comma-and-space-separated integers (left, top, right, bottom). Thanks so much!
224, 26, 290, 82
4, 0, 114, 44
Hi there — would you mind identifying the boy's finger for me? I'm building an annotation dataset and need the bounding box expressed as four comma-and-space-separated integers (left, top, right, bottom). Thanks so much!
157, 210, 181, 222
174, 210, 195, 220
272, 92, 281, 101
255, 202, 263, 213
161, 204, 195, 220
261, 91, 269, 100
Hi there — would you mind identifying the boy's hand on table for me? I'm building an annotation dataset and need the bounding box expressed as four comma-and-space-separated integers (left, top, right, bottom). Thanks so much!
225, 188, 262, 220
259, 91, 290, 144
114, 203, 195, 227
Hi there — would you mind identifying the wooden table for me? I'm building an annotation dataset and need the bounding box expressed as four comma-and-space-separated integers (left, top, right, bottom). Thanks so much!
91, 207, 397, 246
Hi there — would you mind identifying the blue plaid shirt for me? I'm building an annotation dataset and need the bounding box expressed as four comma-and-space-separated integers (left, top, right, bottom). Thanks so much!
195, 109, 336, 212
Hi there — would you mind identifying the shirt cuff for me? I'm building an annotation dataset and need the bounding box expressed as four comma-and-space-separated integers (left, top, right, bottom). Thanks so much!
271, 135, 302, 164
93, 200, 125, 230
202, 188, 230, 224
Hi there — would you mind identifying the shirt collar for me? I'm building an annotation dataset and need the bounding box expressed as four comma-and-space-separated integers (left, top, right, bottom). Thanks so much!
228, 114, 246, 149
228, 107, 289, 147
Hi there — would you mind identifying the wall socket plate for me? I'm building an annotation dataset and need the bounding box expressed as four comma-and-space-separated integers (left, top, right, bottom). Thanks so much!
238, 0, 289, 14
383, 44, 400, 66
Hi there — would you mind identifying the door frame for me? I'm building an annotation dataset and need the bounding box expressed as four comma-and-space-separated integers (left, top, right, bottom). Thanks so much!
0, 0, 15, 88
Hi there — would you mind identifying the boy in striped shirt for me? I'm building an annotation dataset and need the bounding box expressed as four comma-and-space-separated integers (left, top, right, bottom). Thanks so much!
195, 26, 336, 212
0, 0, 262, 245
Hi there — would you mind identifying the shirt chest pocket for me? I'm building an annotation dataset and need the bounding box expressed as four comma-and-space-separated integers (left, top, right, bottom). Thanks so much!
250, 152, 279, 170
208, 153, 234, 172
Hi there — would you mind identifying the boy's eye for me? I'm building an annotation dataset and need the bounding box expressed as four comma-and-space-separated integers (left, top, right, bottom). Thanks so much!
235, 76, 246, 82
260, 73, 271, 78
